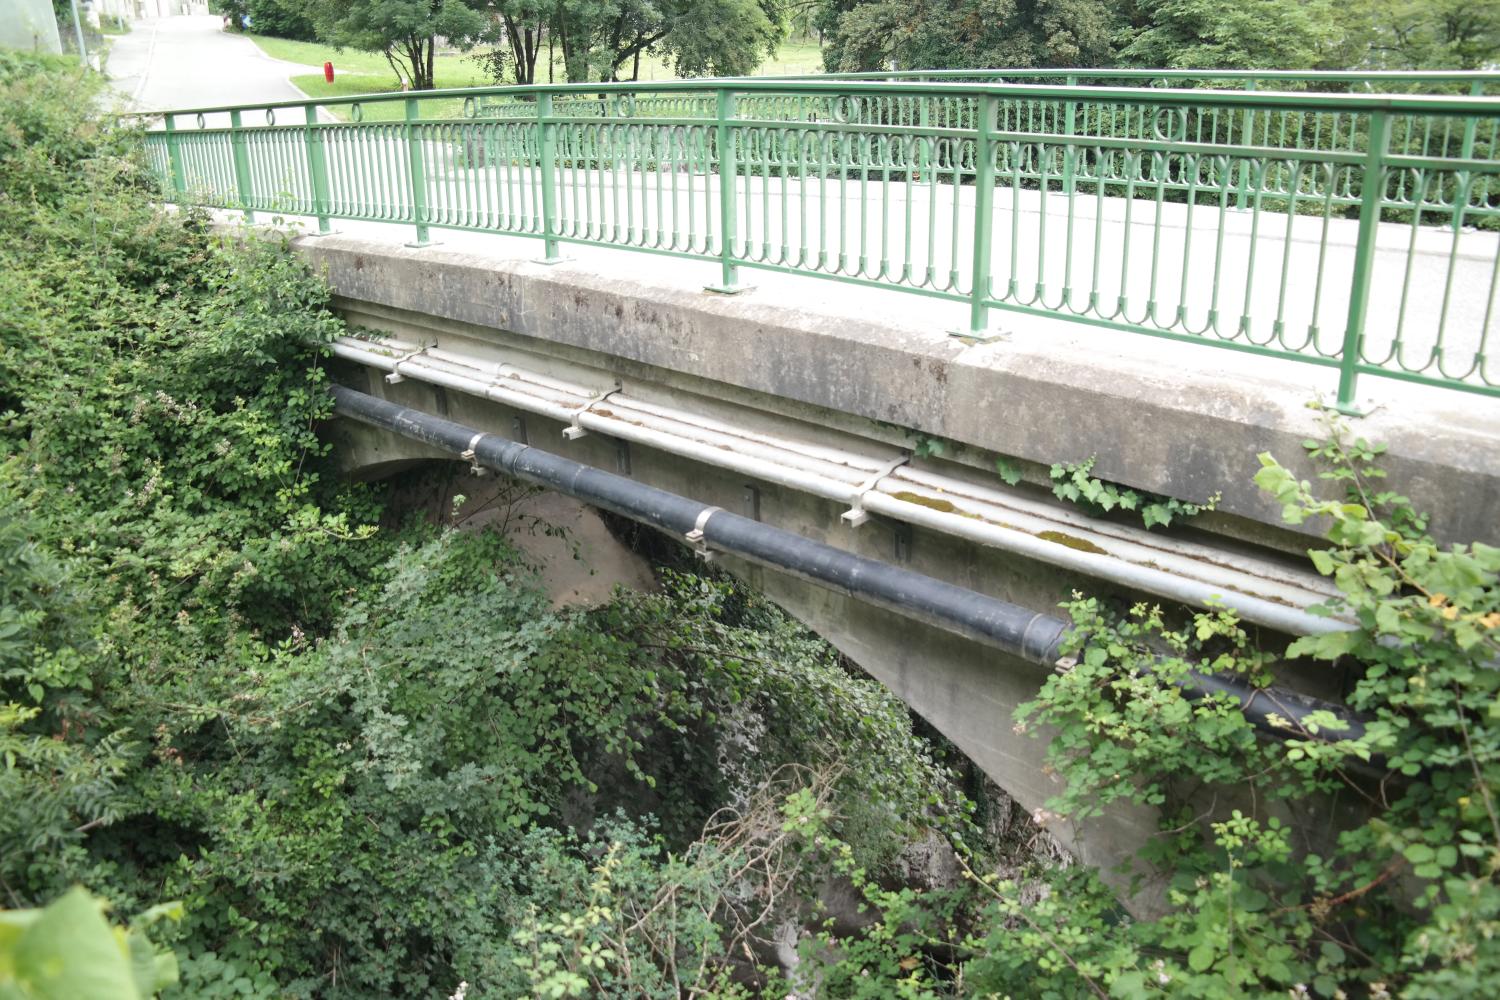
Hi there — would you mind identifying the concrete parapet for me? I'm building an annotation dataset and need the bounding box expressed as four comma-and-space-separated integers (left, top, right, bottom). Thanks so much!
294, 234, 1500, 549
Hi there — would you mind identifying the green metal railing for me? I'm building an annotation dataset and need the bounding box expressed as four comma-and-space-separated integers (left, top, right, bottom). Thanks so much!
139, 76, 1500, 409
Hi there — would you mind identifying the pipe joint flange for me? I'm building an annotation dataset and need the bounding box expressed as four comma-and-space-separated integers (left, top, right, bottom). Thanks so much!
685, 506, 722, 562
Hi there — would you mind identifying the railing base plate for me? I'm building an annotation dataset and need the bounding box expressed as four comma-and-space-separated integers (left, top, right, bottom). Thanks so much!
404, 240, 442, 250
533, 255, 571, 266
948, 328, 1008, 345
703, 284, 753, 295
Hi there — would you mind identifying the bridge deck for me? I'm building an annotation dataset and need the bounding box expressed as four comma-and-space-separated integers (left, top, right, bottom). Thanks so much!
212, 180, 1497, 414
144, 74, 1500, 405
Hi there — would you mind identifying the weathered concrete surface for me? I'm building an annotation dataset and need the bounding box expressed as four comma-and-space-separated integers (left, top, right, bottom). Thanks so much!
296, 234, 1500, 548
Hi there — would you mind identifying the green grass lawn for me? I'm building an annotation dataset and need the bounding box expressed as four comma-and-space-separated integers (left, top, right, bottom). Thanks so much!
251, 34, 826, 121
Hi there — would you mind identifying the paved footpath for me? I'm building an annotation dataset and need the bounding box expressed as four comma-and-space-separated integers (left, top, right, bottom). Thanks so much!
106, 14, 323, 122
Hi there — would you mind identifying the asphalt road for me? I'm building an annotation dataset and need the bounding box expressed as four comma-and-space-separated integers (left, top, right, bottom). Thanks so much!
106, 14, 322, 123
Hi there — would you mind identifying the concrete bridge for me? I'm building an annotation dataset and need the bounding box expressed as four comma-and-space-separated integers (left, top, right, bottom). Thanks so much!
142, 73, 1500, 896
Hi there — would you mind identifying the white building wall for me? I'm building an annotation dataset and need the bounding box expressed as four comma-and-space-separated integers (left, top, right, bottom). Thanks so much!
0, 0, 65, 53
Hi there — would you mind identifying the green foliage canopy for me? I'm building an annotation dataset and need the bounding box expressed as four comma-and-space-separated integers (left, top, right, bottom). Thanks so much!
815, 0, 1114, 72
310, 0, 489, 89
0, 51, 961, 997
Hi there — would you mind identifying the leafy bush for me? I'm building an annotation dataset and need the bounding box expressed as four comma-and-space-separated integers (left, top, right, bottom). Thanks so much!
991, 416, 1500, 996
247, 0, 318, 42
0, 53, 971, 998
1049, 456, 1219, 529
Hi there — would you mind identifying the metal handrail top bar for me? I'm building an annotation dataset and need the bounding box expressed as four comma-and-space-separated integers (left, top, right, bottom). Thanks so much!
146, 78, 1500, 121
747, 68, 1500, 84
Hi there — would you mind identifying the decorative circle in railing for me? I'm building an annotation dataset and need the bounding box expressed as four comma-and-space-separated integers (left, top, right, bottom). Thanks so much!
350, 103, 364, 123
831, 96, 854, 123
612, 94, 637, 118
1153, 106, 1187, 142
462, 97, 477, 119
265, 109, 275, 126
196, 112, 206, 129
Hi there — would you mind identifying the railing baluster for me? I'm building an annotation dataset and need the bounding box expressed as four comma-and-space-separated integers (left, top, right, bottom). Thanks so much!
1455, 81, 1483, 233
1336, 110, 1391, 413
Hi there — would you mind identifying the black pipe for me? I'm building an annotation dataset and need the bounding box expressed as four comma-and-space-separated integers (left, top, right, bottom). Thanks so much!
330, 384, 1367, 745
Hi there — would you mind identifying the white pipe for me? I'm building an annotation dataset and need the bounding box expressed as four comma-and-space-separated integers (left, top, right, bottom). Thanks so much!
330, 335, 1350, 635
578, 410, 868, 503
611, 393, 895, 471
871, 478, 1337, 610
859, 492, 1348, 635
597, 398, 881, 485
892, 464, 1339, 599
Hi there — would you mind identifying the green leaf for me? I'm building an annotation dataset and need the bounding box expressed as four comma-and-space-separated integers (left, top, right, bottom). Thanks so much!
1403, 843, 1435, 864
6, 888, 141, 1000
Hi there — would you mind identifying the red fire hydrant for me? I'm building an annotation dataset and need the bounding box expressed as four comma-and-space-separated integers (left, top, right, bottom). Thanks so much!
324, 62, 334, 84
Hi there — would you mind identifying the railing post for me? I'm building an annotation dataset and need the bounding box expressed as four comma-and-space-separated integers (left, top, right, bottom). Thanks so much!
956, 93, 998, 339
1062, 73, 1078, 197
1454, 80, 1483, 234
228, 109, 255, 222
1336, 110, 1391, 414
404, 97, 436, 247
303, 104, 332, 234
163, 114, 186, 200
1236, 79, 1256, 210
1460, 80, 1483, 159
535, 92, 565, 263
706, 87, 747, 293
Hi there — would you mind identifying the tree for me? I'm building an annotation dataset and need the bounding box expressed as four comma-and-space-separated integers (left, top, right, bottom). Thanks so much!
312, 0, 489, 90
247, 0, 319, 41
1339, 0, 1500, 70
476, 0, 784, 85
814, 0, 1114, 73
657, 0, 782, 76
1114, 0, 1348, 70
478, 0, 550, 84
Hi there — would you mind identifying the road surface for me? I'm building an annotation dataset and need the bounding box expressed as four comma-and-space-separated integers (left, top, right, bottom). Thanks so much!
106, 14, 323, 123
